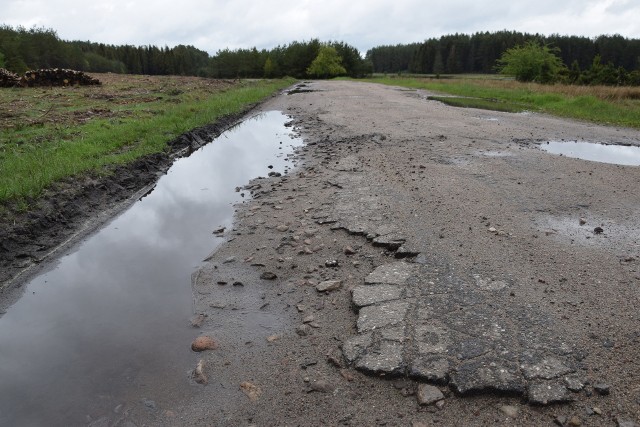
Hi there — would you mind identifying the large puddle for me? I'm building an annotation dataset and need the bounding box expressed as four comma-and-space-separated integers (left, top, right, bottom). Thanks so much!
540, 141, 640, 166
0, 111, 302, 426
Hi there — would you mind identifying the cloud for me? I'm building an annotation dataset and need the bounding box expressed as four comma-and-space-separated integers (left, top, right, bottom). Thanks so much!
2, 0, 639, 55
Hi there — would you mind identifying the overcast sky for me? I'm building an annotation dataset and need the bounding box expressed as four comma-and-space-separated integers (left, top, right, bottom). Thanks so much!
3, 0, 639, 54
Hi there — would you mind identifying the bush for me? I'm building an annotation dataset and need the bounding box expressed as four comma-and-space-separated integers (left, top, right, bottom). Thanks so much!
496, 41, 566, 83
307, 46, 346, 78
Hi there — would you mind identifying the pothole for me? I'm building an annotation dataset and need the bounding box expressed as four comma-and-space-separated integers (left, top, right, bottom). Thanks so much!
540, 141, 640, 166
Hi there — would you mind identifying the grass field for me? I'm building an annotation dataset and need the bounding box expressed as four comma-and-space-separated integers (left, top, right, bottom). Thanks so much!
359, 76, 640, 129
0, 74, 295, 204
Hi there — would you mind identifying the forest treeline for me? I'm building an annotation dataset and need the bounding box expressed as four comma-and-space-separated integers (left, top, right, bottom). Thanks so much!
367, 30, 640, 76
0, 26, 369, 78
1, 25, 640, 83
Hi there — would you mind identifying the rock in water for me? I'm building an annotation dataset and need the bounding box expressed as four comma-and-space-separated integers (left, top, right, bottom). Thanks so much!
193, 359, 207, 384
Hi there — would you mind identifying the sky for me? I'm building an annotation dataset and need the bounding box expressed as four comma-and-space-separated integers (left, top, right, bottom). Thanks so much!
2, 0, 640, 55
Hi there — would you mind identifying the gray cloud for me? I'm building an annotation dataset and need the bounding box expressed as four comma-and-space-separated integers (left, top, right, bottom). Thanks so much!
3, 0, 639, 54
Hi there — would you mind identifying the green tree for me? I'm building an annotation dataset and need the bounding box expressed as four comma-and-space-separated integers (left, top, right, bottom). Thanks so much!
496, 41, 566, 83
263, 57, 275, 77
306, 45, 346, 78
0, 51, 5, 68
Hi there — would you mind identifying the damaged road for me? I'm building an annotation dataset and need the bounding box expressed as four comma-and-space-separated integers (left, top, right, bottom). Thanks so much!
170, 81, 640, 426
4, 80, 639, 426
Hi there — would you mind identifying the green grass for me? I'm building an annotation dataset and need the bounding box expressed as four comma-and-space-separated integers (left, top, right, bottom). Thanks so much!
357, 76, 640, 128
0, 77, 295, 203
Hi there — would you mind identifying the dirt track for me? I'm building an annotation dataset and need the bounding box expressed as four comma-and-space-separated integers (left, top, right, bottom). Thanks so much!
158, 81, 639, 426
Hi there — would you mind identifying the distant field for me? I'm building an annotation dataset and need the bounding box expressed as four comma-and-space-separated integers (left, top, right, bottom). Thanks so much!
0, 74, 294, 205
359, 75, 640, 129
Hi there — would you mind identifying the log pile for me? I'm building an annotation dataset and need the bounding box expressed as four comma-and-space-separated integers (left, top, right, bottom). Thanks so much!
19, 68, 102, 87
0, 68, 20, 87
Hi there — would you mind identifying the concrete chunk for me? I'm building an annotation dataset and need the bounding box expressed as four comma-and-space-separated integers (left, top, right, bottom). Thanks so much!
352, 284, 404, 307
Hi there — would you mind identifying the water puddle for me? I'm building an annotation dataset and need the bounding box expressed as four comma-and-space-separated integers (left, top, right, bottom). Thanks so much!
540, 141, 640, 166
0, 111, 302, 426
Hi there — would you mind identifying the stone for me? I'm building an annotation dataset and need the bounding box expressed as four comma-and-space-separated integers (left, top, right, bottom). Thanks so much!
351, 284, 403, 307
500, 405, 520, 418
309, 379, 334, 393
316, 279, 342, 292
189, 314, 206, 328
276, 225, 289, 232
191, 336, 217, 352
240, 381, 262, 401
568, 416, 582, 426
344, 246, 356, 255
327, 349, 344, 368
617, 420, 639, 427
325, 259, 339, 267
356, 300, 409, 332
222, 256, 236, 264
266, 334, 281, 342
593, 383, 610, 395
417, 384, 444, 406
260, 272, 277, 280
296, 324, 311, 336
554, 415, 568, 426
579, 217, 587, 225
192, 359, 207, 384
527, 382, 573, 405
340, 369, 355, 381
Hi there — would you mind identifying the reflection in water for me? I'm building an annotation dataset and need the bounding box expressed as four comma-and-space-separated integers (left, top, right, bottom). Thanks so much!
541, 141, 640, 166
0, 111, 302, 426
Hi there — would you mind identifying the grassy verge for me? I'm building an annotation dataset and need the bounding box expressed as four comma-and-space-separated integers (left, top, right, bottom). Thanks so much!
0, 75, 295, 203
357, 76, 640, 128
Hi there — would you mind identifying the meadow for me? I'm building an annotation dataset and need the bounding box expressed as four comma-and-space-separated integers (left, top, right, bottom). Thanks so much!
0, 74, 294, 205
361, 75, 640, 129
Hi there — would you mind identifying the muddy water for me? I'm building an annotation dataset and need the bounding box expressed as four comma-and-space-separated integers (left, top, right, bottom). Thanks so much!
0, 111, 302, 427
540, 140, 640, 166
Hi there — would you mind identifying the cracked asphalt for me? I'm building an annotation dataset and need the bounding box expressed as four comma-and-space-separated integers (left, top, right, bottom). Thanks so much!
152, 81, 640, 426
